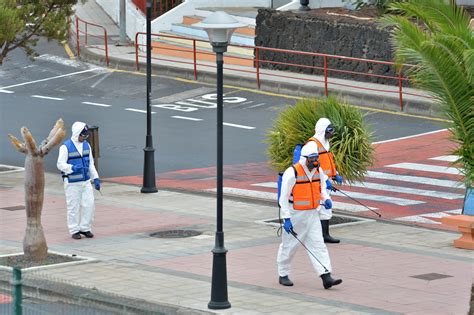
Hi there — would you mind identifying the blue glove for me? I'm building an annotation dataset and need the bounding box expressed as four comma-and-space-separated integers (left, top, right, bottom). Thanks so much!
94, 178, 101, 191
283, 218, 293, 234
324, 199, 333, 210
325, 179, 333, 191
334, 174, 343, 185
71, 164, 83, 173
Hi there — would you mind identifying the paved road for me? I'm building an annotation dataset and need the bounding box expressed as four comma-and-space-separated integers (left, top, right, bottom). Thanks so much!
2, 40, 463, 231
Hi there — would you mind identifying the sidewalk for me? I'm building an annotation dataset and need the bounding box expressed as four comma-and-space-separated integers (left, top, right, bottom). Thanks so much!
71, 0, 441, 118
0, 170, 472, 314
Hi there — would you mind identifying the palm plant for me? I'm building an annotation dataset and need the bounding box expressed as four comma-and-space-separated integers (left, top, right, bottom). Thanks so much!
266, 97, 374, 183
380, 0, 473, 189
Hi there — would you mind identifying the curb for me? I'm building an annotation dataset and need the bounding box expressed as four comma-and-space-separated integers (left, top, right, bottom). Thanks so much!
71, 41, 441, 119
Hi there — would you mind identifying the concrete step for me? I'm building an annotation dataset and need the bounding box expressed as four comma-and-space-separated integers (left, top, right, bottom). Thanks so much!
182, 15, 255, 37
170, 23, 255, 46
194, 7, 259, 26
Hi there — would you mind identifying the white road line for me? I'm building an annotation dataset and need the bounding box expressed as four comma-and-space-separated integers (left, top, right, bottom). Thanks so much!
205, 187, 378, 212
0, 68, 102, 89
125, 108, 156, 114
32, 95, 64, 101
366, 171, 461, 189
348, 182, 463, 200
429, 155, 459, 162
387, 163, 461, 175
0, 90, 14, 94
331, 190, 423, 206
90, 72, 113, 88
171, 116, 202, 121
247, 103, 266, 109
81, 101, 112, 107
223, 122, 255, 130
372, 129, 447, 144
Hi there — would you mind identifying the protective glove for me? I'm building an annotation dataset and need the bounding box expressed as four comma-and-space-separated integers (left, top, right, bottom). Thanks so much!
334, 174, 343, 185
324, 199, 333, 210
71, 164, 83, 173
94, 178, 101, 191
325, 179, 333, 191
283, 218, 293, 234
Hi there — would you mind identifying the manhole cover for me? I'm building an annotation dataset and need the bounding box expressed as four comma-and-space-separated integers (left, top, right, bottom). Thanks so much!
1, 205, 25, 211
410, 273, 453, 281
149, 230, 202, 238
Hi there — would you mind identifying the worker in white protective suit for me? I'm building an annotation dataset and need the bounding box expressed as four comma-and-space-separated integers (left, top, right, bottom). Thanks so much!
302, 117, 342, 243
277, 145, 342, 289
57, 122, 100, 240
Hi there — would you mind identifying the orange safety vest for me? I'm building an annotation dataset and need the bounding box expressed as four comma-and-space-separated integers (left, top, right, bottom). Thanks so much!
306, 137, 337, 177
290, 163, 322, 210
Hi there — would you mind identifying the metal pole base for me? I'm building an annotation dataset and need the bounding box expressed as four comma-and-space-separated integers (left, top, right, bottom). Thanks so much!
208, 300, 231, 310
208, 232, 230, 310
141, 145, 157, 193
299, 6, 310, 11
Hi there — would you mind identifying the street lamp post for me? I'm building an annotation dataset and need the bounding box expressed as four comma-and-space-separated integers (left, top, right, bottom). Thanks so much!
141, 0, 157, 193
194, 12, 246, 310
300, 0, 310, 11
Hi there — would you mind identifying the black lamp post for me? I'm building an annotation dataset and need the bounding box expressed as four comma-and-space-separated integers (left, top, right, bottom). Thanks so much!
141, 0, 157, 193
300, 0, 310, 11
194, 12, 246, 310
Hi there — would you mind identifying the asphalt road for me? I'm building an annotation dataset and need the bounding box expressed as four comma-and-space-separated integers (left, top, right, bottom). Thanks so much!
0, 40, 446, 178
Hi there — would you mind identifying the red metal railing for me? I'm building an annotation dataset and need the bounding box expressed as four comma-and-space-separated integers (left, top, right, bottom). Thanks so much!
135, 32, 432, 111
131, 0, 182, 19
76, 17, 109, 66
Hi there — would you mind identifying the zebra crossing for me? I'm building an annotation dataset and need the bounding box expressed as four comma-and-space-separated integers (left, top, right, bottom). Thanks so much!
216, 154, 465, 227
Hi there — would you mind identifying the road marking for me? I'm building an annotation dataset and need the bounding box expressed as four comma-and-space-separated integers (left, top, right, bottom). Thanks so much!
247, 103, 266, 109
82, 101, 112, 107
205, 187, 378, 212
125, 108, 156, 114
395, 209, 461, 225
223, 122, 255, 130
366, 171, 461, 189
387, 163, 461, 175
429, 155, 458, 162
331, 190, 423, 206
91, 72, 113, 88
0, 90, 14, 94
172, 116, 202, 121
152, 87, 215, 103
372, 129, 447, 144
348, 182, 463, 200
63, 43, 76, 59
0, 68, 102, 89
36, 54, 83, 68
32, 95, 64, 101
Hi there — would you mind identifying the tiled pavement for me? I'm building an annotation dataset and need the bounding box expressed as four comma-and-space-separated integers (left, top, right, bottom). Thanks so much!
0, 170, 472, 314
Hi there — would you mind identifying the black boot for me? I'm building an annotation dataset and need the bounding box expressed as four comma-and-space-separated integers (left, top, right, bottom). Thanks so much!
321, 220, 340, 243
279, 276, 294, 286
320, 273, 342, 289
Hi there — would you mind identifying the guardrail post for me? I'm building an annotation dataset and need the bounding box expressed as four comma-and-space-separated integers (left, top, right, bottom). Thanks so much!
85, 23, 88, 46
136, 34, 140, 71
193, 40, 197, 80
12, 267, 22, 315
256, 48, 261, 89
323, 55, 328, 96
76, 17, 80, 57
398, 69, 404, 111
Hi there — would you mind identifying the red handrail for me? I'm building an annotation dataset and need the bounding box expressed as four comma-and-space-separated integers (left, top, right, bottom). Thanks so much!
135, 32, 431, 111
76, 17, 109, 66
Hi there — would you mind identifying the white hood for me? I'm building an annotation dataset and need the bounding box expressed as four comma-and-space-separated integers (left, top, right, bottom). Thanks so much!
313, 118, 331, 151
299, 141, 318, 165
71, 121, 86, 143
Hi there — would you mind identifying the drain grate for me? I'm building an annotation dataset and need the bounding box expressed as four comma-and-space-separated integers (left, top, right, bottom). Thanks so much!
149, 230, 202, 238
410, 273, 453, 281
1, 205, 25, 211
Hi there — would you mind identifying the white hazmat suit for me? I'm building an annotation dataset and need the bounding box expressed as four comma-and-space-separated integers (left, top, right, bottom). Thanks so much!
277, 145, 333, 278
57, 122, 99, 235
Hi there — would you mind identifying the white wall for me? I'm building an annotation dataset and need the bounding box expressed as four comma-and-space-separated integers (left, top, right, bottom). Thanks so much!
279, 0, 346, 10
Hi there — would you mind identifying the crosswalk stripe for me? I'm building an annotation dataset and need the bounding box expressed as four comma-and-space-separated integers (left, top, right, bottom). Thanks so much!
387, 163, 461, 175
348, 182, 463, 200
395, 209, 461, 224
205, 187, 379, 212
429, 155, 458, 162
331, 190, 423, 206
366, 171, 461, 189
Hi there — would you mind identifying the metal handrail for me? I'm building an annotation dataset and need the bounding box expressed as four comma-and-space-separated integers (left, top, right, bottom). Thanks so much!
134, 32, 430, 111
76, 16, 109, 66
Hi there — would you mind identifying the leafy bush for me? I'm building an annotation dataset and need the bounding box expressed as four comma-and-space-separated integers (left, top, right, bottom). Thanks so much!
266, 97, 374, 183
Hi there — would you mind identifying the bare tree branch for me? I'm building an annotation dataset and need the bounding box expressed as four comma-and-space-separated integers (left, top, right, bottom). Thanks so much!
8, 134, 27, 154
22, 127, 39, 156
40, 120, 66, 157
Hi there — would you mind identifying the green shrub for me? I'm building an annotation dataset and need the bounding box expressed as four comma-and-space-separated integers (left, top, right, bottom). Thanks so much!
266, 97, 374, 183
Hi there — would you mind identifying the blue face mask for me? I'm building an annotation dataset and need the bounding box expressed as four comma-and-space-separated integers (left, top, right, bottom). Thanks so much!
325, 125, 335, 139
79, 126, 89, 139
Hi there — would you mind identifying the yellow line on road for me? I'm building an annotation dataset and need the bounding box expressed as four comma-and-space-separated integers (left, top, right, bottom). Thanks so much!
63, 43, 76, 59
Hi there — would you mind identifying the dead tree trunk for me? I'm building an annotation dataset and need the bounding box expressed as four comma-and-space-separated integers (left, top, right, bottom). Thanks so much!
8, 119, 65, 261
